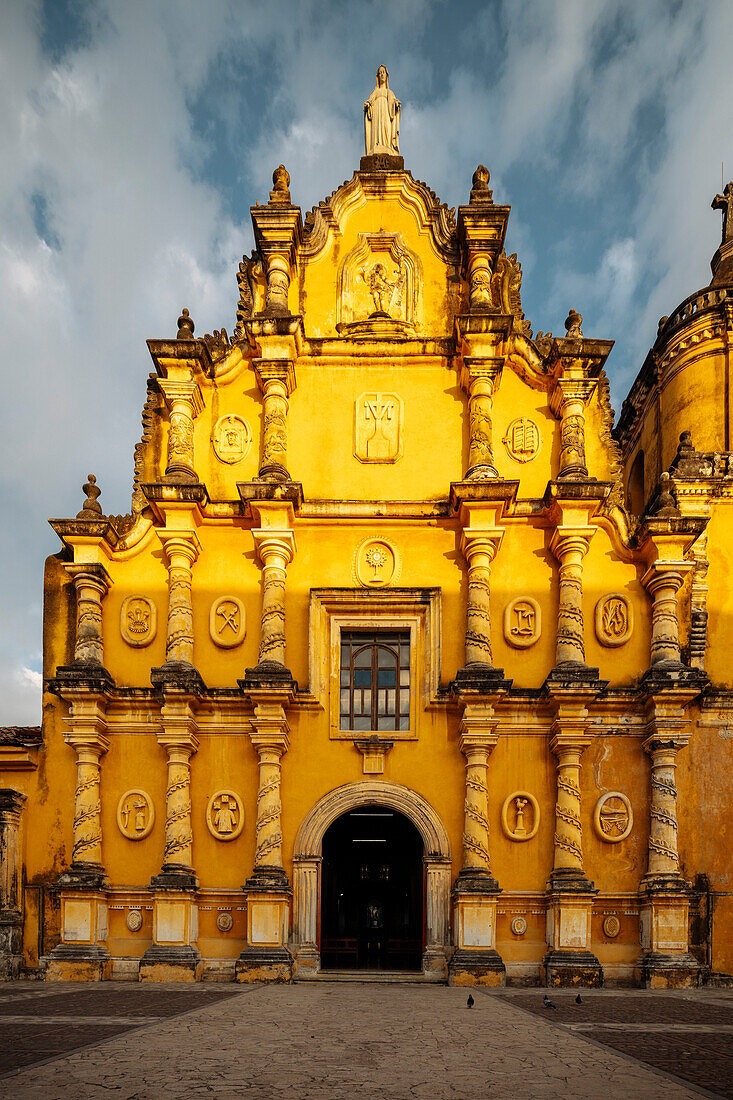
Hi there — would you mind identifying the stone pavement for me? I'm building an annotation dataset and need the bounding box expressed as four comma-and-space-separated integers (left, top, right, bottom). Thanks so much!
1, 981, 731, 1098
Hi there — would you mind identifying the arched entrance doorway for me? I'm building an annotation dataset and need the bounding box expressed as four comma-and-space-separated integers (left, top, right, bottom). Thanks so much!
321, 806, 423, 971
292, 780, 452, 978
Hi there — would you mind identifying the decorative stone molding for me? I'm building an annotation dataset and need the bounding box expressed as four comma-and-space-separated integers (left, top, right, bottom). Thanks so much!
503, 598, 540, 649
353, 392, 404, 463
501, 791, 540, 841
120, 596, 156, 648
206, 790, 245, 841
338, 232, 422, 332
217, 912, 233, 932
354, 736, 393, 774
353, 537, 399, 588
212, 415, 252, 465
511, 916, 527, 936
117, 790, 155, 840
126, 910, 143, 932
209, 597, 246, 648
594, 594, 632, 647
602, 914, 620, 938
593, 792, 633, 842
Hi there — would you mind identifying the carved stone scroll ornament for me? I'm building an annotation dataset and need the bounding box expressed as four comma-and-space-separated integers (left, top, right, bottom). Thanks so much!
206, 790, 245, 841
126, 910, 143, 932
217, 912, 234, 932
120, 596, 156, 647
593, 792, 633, 842
500, 791, 540, 841
594, 594, 633, 648
117, 789, 155, 840
503, 598, 541, 649
209, 597, 246, 648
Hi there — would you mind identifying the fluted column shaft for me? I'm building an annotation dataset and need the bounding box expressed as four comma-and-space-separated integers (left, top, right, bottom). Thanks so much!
462, 530, 503, 667
550, 528, 594, 667
67, 565, 110, 666
645, 739, 682, 878
159, 532, 200, 668
253, 530, 295, 667
551, 736, 589, 877
643, 565, 686, 667
158, 379, 203, 484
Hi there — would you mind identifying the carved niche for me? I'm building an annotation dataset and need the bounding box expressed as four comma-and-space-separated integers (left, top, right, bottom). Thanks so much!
209, 597, 246, 648
120, 596, 156, 647
502, 417, 541, 463
503, 598, 541, 648
337, 233, 422, 334
593, 792, 633, 842
206, 791, 245, 841
353, 537, 400, 588
212, 415, 252, 464
501, 792, 540, 841
595, 593, 633, 647
117, 790, 155, 840
354, 392, 404, 463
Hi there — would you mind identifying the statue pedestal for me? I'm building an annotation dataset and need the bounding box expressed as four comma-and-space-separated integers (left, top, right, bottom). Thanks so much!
139, 890, 201, 982
543, 878, 603, 988
637, 878, 700, 989
360, 154, 404, 173
448, 874, 505, 987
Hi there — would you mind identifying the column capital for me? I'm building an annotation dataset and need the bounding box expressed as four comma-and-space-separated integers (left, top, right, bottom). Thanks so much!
156, 527, 202, 566
252, 527, 296, 568
550, 732, 592, 758
0, 789, 26, 816
460, 526, 504, 563
254, 358, 296, 397
458, 356, 504, 394
549, 376, 597, 418
640, 560, 691, 596
157, 377, 204, 418
250, 702, 290, 754
64, 562, 112, 596
549, 525, 595, 562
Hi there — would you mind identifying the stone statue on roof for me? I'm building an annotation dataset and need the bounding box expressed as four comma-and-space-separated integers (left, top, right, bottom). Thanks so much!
364, 65, 400, 156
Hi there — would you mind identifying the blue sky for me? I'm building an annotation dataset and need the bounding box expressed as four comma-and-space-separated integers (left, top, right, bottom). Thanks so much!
1, 0, 732, 723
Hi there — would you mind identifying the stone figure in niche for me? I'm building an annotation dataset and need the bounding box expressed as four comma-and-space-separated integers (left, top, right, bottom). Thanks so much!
364, 66, 400, 156
361, 261, 405, 317
214, 795, 237, 834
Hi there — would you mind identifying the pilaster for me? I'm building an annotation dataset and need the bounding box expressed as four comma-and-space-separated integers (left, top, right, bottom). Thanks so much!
0, 790, 26, 979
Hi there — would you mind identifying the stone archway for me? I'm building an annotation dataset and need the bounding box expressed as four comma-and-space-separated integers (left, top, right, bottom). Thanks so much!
292, 781, 452, 978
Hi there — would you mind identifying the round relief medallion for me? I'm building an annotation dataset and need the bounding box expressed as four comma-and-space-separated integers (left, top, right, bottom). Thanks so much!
217, 912, 234, 932
593, 792, 633, 842
120, 596, 156, 647
504, 597, 541, 648
353, 537, 400, 588
502, 417, 541, 463
603, 914, 621, 939
595, 593, 633, 647
501, 792, 540, 841
117, 790, 155, 840
212, 415, 252, 464
209, 597, 246, 648
511, 916, 528, 936
126, 909, 143, 933
206, 790, 245, 841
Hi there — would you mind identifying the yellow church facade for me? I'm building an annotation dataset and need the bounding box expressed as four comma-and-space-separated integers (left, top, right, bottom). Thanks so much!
2, 122, 733, 988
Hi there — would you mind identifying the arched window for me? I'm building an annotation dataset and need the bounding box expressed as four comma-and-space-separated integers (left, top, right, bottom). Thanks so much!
339, 630, 410, 731
628, 449, 645, 516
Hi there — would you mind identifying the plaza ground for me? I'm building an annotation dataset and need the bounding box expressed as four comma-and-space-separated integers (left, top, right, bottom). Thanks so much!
0, 981, 732, 1098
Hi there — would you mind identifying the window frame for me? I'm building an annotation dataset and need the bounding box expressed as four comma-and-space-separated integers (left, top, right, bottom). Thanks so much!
339, 628, 412, 733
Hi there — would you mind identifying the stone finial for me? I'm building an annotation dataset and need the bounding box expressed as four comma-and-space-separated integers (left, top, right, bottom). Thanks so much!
269, 165, 291, 204
670, 429, 709, 477
712, 181, 733, 246
470, 165, 493, 204
657, 316, 669, 337
177, 308, 195, 340
76, 474, 103, 519
648, 471, 679, 518
564, 309, 583, 338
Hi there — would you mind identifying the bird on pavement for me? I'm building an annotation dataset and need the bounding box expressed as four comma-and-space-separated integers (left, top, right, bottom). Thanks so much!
467, 994, 474, 1009
575, 994, 582, 1004
543, 994, 557, 1008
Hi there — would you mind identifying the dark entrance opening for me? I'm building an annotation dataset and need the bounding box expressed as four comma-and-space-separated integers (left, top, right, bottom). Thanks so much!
320, 806, 423, 971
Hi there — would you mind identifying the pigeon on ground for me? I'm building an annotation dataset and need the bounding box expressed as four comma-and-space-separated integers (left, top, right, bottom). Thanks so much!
467, 994, 474, 1009
575, 994, 582, 1005
543, 994, 557, 1008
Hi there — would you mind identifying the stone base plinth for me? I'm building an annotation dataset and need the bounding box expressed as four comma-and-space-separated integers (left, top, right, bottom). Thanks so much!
235, 945, 292, 983
638, 952, 701, 989
45, 944, 112, 982
422, 947, 449, 980
543, 949, 603, 988
292, 945, 321, 979
449, 948, 506, 987
0, 911, 24, 980
139, 944, 202, 983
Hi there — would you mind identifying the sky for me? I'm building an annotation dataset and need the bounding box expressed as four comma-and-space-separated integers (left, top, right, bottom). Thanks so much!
1, 0, 732, 725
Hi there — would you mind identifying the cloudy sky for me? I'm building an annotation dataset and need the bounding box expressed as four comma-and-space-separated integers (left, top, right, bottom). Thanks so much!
1, 0, 732, 724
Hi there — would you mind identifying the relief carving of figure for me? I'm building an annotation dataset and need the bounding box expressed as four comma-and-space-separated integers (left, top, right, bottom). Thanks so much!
364, 65, 400, 156
360, 261, 405, 317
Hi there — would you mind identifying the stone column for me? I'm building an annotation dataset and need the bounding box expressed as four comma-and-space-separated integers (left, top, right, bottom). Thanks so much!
549, 527, 594, 670
642, 563, 687, 669
254, 360, 295, 483
645, 738, 682, 879
292, 856, 321, 977
424, 857, 452, 978
264, 255, 291, 315
158, 530, 201, 672
66, 564, 111, 669
237, 702, 293, 983
158, 378, 203, 485
461, 528, 503, 669
550, 736, 589, 881
550, 377, 596, 481
0, 790, 26, 979
449, 706, 504, 987
253, 528, 295, 670
464, 361, 500, 480
155, 733, 199, 886
467, 252, 493, 311
68, 733, 109, 873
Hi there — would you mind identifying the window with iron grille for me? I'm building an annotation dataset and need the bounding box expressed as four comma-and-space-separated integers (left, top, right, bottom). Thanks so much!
339, 630, 410, 731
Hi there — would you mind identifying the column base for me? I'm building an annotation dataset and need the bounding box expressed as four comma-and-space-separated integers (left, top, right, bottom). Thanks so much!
244, 866, 291, 890
0, 910, 23, 980
640, 662, 708, 691
235, 945, 293, 983
453, 870, 502, 895
150, 662, 205, 693
449, 663, 512, 694
637, 952, 701, 989
150, 866, 199, 891
51, 662, 115, 689
543, 662, 602, 690
139, 944, 202, 983
422, 946, 449, 979
543, 949, 603, 987
549, 869, 597, 893
449, 949, 505, 987
44, 943, 112, 982
292, 945, 321, 978
239, 662, 297, 693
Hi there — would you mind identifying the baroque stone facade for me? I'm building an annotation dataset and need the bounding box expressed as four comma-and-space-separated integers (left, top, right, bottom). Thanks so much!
3, 82, 733, 988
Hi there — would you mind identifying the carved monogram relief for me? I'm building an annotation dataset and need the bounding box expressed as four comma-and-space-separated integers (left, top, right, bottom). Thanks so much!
353, 537, 400, 588
212, 415, 252, 464
354, 392, 404, 463
120, 596, 156, 647
117, 790, 155, 840
209, 597, 246, 648
595, 593, 633, 646
503, 598, 541, 648
206, 790, 245, 841
593, 792, 633, 842
502, 417, 541, 463
501, 791, 540, 841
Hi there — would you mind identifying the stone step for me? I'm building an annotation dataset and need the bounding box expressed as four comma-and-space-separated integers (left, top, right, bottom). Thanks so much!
295, 969, 446, 984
